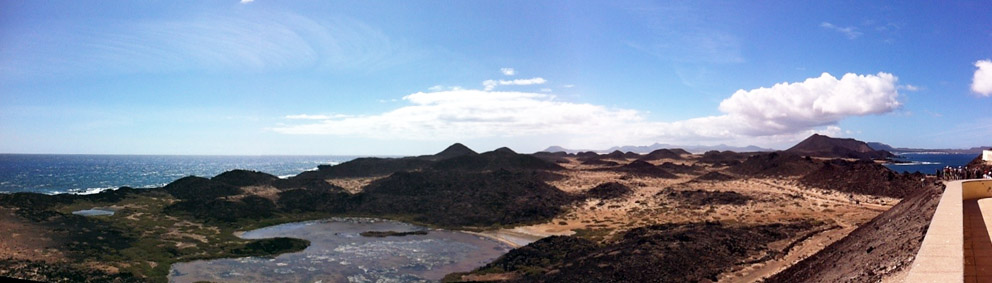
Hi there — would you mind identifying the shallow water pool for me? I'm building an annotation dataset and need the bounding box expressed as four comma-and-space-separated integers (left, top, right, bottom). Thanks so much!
168, 218, 511, 282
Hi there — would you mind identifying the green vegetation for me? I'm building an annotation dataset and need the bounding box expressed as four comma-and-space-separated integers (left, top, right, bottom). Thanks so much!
47, 192, 313, 282
0, 148, 579, 282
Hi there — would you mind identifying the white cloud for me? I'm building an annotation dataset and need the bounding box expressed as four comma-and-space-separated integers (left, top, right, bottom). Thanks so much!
482, 77, 547, 91
500, 68, 516, 76
274, 90, 643, 141
972, 59, 992, 96
820, 22, 862, 39
285, 114, 351, 120
540, 88, 552, 93
428, 85, 464, 91
275, 72, 902, 149
240, 0, 254, 3
562, 84, 575, 88
898, 84, 920, 91
717, 72, 901, 135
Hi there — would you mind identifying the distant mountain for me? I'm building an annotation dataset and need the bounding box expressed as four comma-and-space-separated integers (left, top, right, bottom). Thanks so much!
867, 142, 988, 154
541, 146, 571, 153
541, 143, 773, 154
865, 142, 896, 152
786, 134, 893, 159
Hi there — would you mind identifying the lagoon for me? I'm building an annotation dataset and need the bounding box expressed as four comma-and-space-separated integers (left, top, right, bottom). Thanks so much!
71, 208, 115, 216
168, 218, 512, 282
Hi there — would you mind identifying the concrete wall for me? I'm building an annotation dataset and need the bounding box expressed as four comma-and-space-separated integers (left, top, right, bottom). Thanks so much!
905, 180, 992, 282
984, 150, 992, 162
905, 181, 964, 282
963, 180, 992, 200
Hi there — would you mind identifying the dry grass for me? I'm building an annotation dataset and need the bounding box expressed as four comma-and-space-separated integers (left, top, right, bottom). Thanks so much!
484, 156, 898, 282
0, 207, 64, 262
326, 176, 387, 194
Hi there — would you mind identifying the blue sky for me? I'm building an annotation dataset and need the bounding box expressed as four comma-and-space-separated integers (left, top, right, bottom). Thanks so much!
1, 1, 990, 155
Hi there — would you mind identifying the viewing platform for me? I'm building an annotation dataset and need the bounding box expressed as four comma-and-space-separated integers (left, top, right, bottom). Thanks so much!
906, 179, 992, 282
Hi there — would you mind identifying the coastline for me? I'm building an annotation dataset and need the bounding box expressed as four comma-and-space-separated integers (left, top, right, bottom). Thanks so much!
468, 226, 569, 248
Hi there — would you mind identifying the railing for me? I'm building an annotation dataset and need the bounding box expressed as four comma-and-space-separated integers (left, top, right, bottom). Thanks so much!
905, 180, 992, 282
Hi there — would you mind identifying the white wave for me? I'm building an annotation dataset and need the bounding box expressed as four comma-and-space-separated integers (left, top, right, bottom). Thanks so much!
278, 174, 295, 179
891, 161, 941, 166
47, 186, 120, 195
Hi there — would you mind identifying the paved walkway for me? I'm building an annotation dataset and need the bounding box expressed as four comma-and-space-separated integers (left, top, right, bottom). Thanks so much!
964, 197, 992, 282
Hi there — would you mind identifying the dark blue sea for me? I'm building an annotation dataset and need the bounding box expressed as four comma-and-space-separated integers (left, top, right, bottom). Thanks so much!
0, 154, 359, 195
884, 153, 978, 174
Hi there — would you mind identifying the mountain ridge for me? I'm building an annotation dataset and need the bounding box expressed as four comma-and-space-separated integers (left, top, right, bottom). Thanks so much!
542, 143, 773, 154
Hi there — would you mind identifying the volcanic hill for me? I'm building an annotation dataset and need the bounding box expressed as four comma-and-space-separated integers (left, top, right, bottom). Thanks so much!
786, 134, 894, 159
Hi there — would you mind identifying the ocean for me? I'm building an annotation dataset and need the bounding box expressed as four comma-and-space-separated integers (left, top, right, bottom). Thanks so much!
1, 152, 978, 195
883, 153, 978, 174
0, 154, 359, 195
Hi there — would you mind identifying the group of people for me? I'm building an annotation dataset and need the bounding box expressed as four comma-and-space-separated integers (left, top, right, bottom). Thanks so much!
936, 166, 992, 180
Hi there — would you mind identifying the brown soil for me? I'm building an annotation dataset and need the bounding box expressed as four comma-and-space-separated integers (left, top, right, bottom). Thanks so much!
766, 181, 943, 282
0, 207, 63, 263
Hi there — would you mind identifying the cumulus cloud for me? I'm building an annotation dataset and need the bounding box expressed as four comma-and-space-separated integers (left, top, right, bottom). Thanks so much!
820, 22, 862, 39
482, 77, 547, 91
717, 72, 901, 135
500, 68, 516, 76
274, 72, 902, 149
972, 59, 992, 96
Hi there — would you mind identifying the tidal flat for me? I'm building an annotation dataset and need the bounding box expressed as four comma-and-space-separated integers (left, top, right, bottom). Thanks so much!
169, 218, 512, 282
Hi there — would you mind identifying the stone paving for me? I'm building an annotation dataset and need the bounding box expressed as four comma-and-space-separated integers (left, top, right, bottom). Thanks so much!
964, 198, 992, 283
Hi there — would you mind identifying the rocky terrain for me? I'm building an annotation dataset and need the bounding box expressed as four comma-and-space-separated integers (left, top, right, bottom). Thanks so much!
0, 135, 948, 282
786, 134, 894, 160
455, 222, 815, 282
767, 181, 943, 282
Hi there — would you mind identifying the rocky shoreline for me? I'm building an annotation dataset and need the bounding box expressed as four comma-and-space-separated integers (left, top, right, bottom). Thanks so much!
0, 135, 963, 282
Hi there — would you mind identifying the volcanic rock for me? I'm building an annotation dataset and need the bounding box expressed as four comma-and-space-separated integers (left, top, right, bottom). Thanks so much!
729, 152, 819, 177
786, 134, 894, 159
584, 182, 633, 200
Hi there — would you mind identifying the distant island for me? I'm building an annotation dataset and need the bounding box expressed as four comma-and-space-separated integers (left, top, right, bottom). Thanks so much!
867, 142, 989, 154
